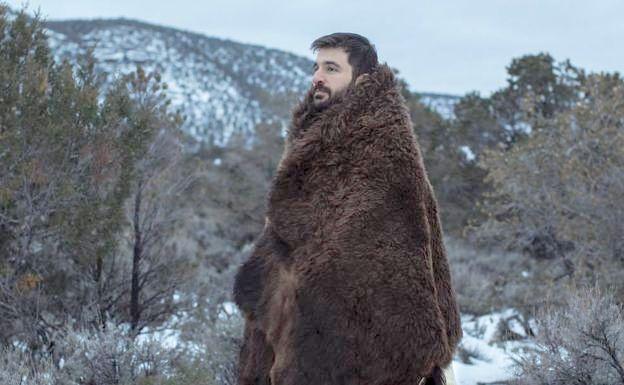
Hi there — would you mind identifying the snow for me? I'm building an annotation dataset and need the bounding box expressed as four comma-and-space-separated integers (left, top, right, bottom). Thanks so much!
141, 326, 181, 350
136, 304, 533, 385
460, 145, 476, 161
222, 301, 236, 314
7, 285, 532, 384
43, 20, 297, 146
454, 309, 535, 385
418, 93, 460, 119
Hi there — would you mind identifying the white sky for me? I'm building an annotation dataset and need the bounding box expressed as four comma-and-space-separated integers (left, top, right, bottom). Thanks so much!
5, 0, 623, 95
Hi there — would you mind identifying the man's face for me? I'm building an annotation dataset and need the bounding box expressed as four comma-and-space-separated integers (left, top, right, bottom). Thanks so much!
311, 47, 354, 110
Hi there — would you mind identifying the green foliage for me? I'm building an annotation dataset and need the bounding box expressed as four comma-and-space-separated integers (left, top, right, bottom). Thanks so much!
0, 5, 185, 350
469, 72, 624, 304
490, 52, 585, 146
408, 53, 586, 235
505, 53, 583, 117
402, 85, 490, 233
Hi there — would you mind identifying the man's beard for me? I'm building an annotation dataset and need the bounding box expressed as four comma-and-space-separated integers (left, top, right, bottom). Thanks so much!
309, 83, 351, 112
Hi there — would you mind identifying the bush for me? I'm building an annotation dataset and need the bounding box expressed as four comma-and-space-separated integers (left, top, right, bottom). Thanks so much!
445, 236, 544, 317
59, 322, 179, 385
0, 345, 63, 385
0, 317, 224, 385
512, 285, 624, 385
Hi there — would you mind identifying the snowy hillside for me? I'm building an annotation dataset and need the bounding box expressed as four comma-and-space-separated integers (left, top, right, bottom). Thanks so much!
44, 18, 312, 145
41, 17, 457, 146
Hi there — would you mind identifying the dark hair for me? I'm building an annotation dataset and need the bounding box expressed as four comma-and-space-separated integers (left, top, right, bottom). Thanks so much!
310, 33, 378, 79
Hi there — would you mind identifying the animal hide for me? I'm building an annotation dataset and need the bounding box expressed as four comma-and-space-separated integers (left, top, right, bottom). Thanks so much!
233, 63, 462, 385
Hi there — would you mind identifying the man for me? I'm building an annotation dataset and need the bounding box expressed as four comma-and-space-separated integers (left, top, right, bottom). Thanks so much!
233, 33, 462, 385
309, 39, 370, 111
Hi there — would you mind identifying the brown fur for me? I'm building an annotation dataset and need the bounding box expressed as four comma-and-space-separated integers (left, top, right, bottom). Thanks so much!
233, 63, 462, 385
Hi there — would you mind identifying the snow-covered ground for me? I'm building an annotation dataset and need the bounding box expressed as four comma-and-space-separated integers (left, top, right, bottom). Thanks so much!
141, 301, 535, 385
453, 309, 535, 385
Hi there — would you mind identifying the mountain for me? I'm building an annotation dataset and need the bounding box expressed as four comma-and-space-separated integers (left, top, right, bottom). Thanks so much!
40, 16, 458, 146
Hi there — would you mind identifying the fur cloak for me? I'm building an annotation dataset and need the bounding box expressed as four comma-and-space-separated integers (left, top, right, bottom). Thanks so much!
233, 63, 463, 385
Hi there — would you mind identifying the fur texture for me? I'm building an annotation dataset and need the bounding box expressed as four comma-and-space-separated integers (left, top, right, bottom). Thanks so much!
233, 63, 462, 385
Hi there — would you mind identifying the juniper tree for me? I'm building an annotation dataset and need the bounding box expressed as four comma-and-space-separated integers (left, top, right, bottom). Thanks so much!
0, 6, 191, 354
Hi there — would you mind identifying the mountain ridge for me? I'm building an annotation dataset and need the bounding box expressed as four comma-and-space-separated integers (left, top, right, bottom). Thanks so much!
10, 7, 461, 145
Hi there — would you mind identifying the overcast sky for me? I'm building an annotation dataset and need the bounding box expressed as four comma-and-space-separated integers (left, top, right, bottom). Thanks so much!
5, 0, 623, 95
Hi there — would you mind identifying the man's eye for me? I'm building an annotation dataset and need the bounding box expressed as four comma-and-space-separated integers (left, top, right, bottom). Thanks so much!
327, 67, 337, 72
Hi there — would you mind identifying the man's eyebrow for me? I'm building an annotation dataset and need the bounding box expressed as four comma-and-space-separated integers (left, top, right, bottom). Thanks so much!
312, 61, 342, 70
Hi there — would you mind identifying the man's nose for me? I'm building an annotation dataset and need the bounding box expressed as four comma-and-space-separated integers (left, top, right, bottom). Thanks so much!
312, 71, 324, 88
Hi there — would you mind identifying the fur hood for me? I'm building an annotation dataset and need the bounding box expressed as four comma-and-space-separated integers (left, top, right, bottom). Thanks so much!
234, 63, 463, 385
